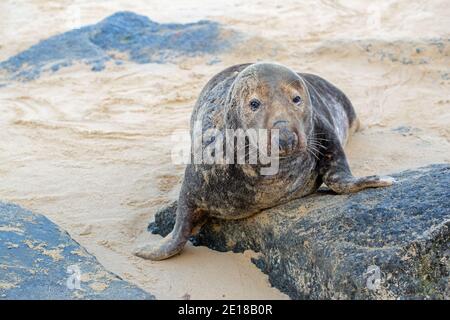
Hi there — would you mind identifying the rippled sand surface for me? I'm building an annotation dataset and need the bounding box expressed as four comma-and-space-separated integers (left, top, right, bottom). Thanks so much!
0, 0, 449, 299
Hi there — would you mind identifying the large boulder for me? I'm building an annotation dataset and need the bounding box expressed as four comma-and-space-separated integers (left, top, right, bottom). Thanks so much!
0, 202, 154, 300
149, 164, 450, 299
0, 11, 234, 82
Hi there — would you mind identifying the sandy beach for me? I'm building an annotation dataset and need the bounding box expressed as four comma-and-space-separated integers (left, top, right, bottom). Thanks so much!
0, 0, 449, 299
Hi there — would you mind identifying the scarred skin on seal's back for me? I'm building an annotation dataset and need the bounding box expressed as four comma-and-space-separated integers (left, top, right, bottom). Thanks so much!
134, 62, 394, 260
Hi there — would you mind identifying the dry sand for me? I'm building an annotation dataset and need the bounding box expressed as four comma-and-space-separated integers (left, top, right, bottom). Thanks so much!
0, 0, 449, 299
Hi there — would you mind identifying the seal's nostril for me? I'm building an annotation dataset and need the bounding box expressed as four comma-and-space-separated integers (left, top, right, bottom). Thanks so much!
273, 120, 288, 127
288, 133, 297, 146
277, 128, 298, 154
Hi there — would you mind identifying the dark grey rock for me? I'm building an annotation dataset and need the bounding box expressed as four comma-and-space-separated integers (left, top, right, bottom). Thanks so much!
0, 202, 154, 300
0, 11, 236, 83
149, 164, 450, 299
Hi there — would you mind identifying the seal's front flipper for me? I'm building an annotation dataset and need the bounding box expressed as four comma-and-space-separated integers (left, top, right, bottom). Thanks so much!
323, 172, 395, 194
319, 135, 395, 194
134, 229, 188, 260
134, 199, 204, 261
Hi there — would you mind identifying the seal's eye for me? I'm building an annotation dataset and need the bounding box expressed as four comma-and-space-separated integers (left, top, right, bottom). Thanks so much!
249, 99, 261, 111
293, 96, 302, 105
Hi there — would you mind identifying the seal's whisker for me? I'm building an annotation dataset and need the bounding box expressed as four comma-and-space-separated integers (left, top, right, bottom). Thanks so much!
307, 143, 322, 155
307, 137, 327, 151
307, 146, 323, 159
307, 148, 320, 160
308, 148, 323, 157
309, 141, 324, 150
309, 135, 329, 142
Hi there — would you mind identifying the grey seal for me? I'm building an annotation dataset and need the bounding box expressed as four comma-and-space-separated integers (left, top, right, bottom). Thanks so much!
134, 62, 394, 260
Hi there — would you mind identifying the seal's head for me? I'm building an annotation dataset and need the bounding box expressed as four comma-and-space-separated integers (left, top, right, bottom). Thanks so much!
225, 62, 313, 156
